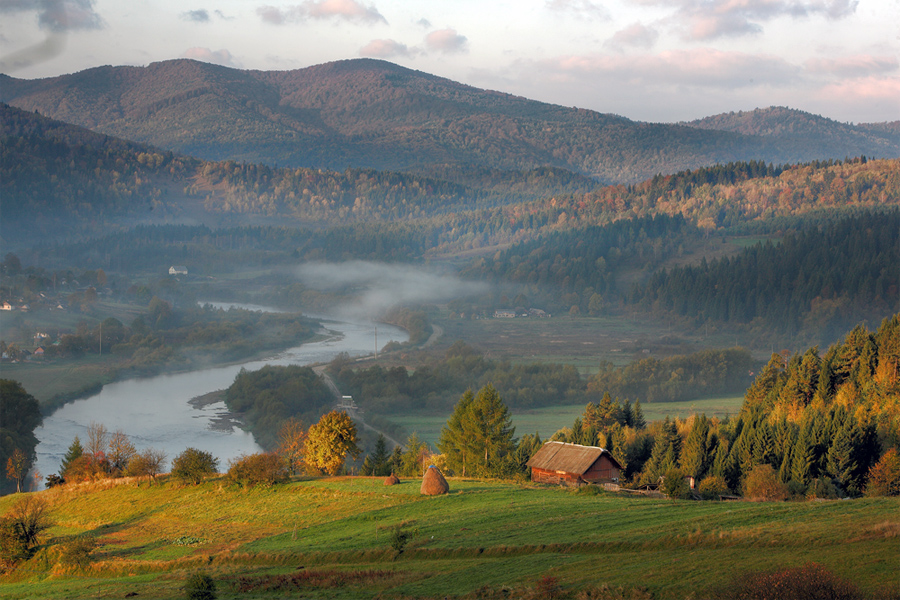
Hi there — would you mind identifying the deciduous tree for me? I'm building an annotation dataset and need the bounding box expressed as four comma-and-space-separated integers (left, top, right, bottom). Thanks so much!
304, 411, 360, 475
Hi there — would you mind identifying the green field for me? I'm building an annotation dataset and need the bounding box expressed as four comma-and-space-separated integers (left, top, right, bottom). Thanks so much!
1, 477, 895, 599
385, 395, 746, 446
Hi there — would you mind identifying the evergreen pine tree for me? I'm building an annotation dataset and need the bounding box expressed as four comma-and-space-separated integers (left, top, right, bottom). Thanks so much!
632, 400, 646, 429
621, 400, 634, 428
60, 436, 84, 477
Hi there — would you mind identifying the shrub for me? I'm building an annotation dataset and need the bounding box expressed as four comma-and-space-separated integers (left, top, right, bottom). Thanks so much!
226, 452, 289, 488
57, 535, 97, 567
663, 467, 693, 499
808, 477, 840, 500
743, 464, 788, 501
44, 473, 65, 488
719, 562, 864, 600
184, 572, 216, 600
390, 527, 410, 554
171, 448, 219, 485
0, 496, 50, 563
698, 475, 729, 500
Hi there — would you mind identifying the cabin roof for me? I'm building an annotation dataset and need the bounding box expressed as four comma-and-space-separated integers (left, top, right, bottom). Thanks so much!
526, 441, 622, 474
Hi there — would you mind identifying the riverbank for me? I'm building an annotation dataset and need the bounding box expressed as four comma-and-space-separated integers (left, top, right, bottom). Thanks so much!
29, 316, 409, 490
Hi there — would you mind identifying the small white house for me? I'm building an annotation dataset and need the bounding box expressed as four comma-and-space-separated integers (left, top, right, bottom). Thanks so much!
169, 266, 188, 276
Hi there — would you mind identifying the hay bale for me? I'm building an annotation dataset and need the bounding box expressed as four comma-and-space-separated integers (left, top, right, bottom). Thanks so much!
384, 473, 400, 486
420, 465, 449, 495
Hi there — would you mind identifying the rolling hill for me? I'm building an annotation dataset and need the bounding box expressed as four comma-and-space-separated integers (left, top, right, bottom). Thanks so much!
3, 59, 897, 183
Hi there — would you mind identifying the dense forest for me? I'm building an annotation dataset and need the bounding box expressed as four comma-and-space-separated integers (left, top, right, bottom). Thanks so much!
627, 211, 899, 341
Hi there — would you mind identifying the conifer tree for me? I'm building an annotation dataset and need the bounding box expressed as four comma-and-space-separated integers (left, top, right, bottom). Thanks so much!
60, 436, 84, 478
632, 400, 646, 429
680, 415, 711, 480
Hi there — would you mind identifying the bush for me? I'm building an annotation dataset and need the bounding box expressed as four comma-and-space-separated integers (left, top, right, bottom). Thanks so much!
184, 572, 216, 600
698, 475, 729, 500
719, 562, 865, 600
662, 467, 693, 499
0, 496, 50, 563
226, 452, 289, 488
57, 535, 97, 567
743, 464, 788, 501
171, 448, 219, 485
390, 527, 410, 554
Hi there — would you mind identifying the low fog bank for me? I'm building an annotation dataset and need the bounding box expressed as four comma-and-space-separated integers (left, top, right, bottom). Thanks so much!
295, 261, 488, 318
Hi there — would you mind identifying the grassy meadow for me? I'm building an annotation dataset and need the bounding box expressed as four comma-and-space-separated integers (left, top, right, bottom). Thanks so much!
1, 476, 897, 599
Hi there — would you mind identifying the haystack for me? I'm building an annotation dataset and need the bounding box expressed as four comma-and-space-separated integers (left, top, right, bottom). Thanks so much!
384, 473, 400, 486
420, 465, 449, 495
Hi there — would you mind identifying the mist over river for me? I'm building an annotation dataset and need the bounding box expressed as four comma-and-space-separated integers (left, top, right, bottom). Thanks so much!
32, 306, 407, 490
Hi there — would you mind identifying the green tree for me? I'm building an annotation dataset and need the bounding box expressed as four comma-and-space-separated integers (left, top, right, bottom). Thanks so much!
171, 448, 219, 485
361, 434, 391, 476
400, 432, 429, 477
437, 390, 477, 476
304, 410, 360, 475
439, 385, 515, 477
58, 436, 85, 483
632, 400, 646, 429
680, 415, 711, 480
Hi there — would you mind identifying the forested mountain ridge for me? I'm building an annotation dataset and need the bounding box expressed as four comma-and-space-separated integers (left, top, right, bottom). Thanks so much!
684, 106, 900, 159
3, 59, 897, 183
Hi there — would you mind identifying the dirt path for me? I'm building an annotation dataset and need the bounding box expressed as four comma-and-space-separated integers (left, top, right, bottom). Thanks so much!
421, 324, 443, 349
313, 365, 406, 450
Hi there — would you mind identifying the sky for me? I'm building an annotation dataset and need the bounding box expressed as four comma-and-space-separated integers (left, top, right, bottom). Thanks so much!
0, 0, 897, 123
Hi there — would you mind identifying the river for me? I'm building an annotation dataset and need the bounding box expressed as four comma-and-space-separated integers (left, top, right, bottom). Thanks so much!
31, 306, 408, 489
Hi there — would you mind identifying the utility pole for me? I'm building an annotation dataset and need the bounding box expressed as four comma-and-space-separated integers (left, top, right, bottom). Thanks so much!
375, 324, 378, 358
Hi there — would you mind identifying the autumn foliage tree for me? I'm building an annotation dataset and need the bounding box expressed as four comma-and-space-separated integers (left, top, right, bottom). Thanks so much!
276, 417, 307, 476
304, 411, 360, 475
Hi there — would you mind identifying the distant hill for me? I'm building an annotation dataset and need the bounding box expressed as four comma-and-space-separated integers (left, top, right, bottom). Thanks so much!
684, 107, 900, 158
3, 59, 897, 183
0, 103, 597, 241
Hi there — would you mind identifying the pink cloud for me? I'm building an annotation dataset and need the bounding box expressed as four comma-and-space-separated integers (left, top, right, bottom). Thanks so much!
804, 55, 899, 78
181, 47, 238, 67
256, 0, 386, 25
819, 76, 900, 101
360, 39, 414, 58
424, 28, 468, 54
605, 22, 659, 50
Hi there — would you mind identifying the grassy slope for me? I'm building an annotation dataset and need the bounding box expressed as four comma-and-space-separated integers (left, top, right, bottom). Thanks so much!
1, 477, 896, 599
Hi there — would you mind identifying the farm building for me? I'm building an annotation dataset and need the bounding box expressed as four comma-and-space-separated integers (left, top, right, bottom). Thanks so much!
527, 441, 622, 486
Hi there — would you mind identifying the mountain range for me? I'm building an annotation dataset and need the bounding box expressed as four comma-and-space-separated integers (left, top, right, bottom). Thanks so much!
2, 58, 897, 184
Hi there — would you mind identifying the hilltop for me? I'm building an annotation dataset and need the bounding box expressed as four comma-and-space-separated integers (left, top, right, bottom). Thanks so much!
3, 59, 897, 183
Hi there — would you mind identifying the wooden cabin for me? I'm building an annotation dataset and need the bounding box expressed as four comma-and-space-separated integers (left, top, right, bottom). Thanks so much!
527, 441, 622, 486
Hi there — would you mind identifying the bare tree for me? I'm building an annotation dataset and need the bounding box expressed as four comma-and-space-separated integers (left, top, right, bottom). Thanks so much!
107, 430, 136, 475
86, 422, 108, 457
125, 448, 167, 485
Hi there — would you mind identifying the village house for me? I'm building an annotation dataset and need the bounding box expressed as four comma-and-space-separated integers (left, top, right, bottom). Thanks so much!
526, 441, 622, 486
169, 265, 188, 275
